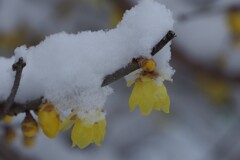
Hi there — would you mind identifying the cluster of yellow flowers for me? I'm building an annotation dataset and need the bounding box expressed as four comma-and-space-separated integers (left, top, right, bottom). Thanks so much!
1, 58, 170, 149
37, 103, 107, 149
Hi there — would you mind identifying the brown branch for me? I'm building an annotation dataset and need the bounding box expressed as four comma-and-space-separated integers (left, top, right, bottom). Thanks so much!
101, 31, 176, 86
6, 98, 43, 116
0, 58, 26, 119
1, 30, 176, 116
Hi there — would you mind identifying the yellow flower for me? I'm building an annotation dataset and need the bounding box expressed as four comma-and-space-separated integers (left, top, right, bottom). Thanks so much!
71, 118, 106, 149
197, 73, 230, 104
128, 58, 170, 116
66, 109, 107, 149
21, 112, 38, 138
129, 77, 170, 116
227, 8, 240, 34
38, 102, 60, 139
2, 115, 13, 123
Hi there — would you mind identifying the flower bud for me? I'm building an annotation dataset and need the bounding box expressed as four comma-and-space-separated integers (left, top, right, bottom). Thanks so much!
21, 112, 38, 138
139, 58, 156, 72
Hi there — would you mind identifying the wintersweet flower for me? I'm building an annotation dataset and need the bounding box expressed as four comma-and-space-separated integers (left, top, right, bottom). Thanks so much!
61, 109, 107, 149
38, 102, 60, 138
227, 7, 240, 34
128, 58, 170, 116
21, 112, 38, 138
2, 115, 13, 123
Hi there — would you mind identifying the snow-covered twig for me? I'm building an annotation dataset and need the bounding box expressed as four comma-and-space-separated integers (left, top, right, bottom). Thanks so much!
0, 58, 26, 119
102, 31, 176, 86
1, 30, 175, 116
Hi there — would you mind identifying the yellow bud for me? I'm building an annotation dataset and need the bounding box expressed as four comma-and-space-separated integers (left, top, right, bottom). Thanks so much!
2, 115, 13, 123
22, 136, 36, 148
4, 126, 17, 143
140, 58, 157, 72
21, 112, 38, 138
38, 102, 60, 139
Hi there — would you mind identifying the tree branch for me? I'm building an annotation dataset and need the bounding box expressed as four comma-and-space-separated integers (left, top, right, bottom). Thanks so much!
101, 31, 176, 86
1, 30, 176, 116
0, 58, 26, 119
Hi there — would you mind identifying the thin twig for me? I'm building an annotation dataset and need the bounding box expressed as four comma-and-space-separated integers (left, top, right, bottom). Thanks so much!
6, 98, 43, 116
101, 31, 176, 86
0, 58, 26, 119
1, 30, 176, 116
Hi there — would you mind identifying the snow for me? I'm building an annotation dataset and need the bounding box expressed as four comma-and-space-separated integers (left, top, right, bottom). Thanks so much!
0, 0, 174, 112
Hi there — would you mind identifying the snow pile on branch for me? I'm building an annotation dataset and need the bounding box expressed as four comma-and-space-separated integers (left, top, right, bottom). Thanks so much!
0, 0, 174, 111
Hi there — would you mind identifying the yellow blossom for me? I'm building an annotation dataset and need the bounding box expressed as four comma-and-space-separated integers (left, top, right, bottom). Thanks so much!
128, 58, 170, 116
21, 112, 38, 138
2, 115, 13, 123
71, 118, 106, 149
38, 102, 60, 138
129, 77, 170, 116
197, 74, 230, 104
227, 8, 240, 34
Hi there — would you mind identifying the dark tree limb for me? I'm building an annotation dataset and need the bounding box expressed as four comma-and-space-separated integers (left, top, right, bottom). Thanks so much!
1, 30, 176, 116
0, 58, 26, 119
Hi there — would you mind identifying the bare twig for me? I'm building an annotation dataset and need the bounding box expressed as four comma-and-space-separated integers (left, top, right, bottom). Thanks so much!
1, 30, 176, 116
0, 58, 26, 119
6, 98, 43, 116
